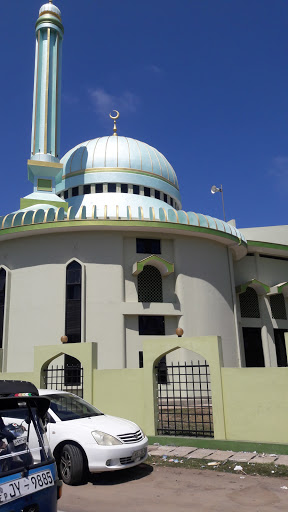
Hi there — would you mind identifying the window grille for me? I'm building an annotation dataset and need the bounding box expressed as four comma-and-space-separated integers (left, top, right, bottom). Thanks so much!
65, 261, 82, 344
0, 269, 6, 349
239, 287, 260, 318
270, 294, 287, 319
138, 265, 163, 302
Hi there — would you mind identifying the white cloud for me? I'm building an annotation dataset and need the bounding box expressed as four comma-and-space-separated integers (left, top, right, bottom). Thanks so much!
89, 88, 139, 117
148, 64, 163, 74
269, 156, 288, 177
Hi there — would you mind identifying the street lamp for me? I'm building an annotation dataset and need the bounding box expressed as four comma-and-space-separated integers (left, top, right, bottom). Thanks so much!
211, 184, 226, 222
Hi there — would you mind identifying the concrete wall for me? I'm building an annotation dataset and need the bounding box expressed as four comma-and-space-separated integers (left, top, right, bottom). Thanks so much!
174, 238, 238, 366
0, 229, 246, 373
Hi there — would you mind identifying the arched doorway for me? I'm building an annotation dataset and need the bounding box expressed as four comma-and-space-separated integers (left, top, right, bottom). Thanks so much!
43, 354, 83, 398
155, 354, 213, 437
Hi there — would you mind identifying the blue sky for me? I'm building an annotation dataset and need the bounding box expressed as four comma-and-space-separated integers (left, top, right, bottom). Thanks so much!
0, 0, 288, 228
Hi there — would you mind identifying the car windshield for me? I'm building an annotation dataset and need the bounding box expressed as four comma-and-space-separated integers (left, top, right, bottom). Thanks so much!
47, 394, 104, 421
0, 402, 52, 476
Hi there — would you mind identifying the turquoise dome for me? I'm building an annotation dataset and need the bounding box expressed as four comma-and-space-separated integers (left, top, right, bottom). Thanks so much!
61, 136, 179, 190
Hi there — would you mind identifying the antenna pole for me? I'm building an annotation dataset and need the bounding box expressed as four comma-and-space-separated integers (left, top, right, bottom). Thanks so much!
220, 184, 226, 222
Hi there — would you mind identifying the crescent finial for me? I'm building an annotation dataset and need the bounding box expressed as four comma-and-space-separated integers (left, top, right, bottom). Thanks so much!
109, 110, 120, 136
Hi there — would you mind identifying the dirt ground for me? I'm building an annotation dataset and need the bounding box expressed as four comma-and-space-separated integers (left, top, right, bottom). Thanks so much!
58, 463, 288, 512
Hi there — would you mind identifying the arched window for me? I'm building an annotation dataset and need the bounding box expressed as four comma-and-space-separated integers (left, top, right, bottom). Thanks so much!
239, 287, 260, 318
138, 265, 163, 303
0, 269, 6, 348
270, 293, 287, 320
65, 261, 82, 343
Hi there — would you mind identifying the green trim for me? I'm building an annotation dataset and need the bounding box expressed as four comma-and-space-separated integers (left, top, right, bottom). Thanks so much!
148, 436, 288, 455
19, 198, 68, 212
37, 179, 52, 192
134, 255, 174, 275
278, 283, 288, 293
62, 168, 179, 191
36, 15, 64, 33
236, 279, 270, 294
248, 241, 288, 252
0, 219, 247, 245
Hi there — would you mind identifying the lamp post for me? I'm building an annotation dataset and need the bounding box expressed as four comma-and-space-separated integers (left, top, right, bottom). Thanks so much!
211, 184, 226, 222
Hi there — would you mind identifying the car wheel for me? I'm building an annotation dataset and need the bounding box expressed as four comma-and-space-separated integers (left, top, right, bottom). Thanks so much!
59, 444, 84, 486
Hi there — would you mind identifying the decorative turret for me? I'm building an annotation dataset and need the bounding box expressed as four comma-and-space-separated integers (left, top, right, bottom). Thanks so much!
31, 1, 64, 162
22, 2, 66, 213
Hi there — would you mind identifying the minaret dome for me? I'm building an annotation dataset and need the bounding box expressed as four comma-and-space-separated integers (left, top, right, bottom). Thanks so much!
39, 2, 61, 19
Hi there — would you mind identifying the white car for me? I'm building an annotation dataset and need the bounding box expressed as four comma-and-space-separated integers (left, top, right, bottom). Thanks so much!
38, 390, 148, 485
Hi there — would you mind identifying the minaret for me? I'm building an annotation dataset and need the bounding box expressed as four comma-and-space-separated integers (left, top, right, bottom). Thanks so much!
24, 1, 66, 210
31, 1, 64, 162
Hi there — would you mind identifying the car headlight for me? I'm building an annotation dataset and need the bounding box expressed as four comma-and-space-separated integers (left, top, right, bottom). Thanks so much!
91, 430, 122, 446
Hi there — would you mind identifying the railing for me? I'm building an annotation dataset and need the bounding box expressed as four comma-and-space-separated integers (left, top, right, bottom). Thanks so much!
43, 365, 83, 398
155, 361, 213, 438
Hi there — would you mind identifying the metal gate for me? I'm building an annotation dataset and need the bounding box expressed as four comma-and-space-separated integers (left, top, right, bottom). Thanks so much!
155, 360, 213, 437
43, 356, 84, 398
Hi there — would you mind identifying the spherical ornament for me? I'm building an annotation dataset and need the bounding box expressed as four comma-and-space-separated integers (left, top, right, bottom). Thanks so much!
176, 328, 184, 337
61, 335, 68, 343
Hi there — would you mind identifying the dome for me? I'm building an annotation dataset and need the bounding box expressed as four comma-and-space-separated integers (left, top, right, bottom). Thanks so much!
60, 136, 179, 190
39, 2, 61, 18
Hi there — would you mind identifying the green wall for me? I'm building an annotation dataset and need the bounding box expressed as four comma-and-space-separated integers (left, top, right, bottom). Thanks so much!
0, 339, 288, 445
222, 368, 288, 444
92, 369, 145, 430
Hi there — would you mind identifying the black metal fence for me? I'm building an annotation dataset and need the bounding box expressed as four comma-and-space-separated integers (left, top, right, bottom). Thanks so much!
43, 363, 84, 398
155, 360, 213, 438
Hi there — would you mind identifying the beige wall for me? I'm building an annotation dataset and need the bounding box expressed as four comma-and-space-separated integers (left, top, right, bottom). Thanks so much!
174, 238, 238, 366
2, 227, 286, 373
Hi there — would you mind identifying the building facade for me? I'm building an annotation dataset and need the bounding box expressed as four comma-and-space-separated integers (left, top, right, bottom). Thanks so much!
0, 1, 287, 381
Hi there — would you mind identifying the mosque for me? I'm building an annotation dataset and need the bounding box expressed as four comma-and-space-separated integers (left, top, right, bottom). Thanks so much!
0, 1, 288, 383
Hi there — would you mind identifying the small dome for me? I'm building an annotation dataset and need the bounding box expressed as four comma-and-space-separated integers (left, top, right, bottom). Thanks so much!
61, 136, 179, 190
39, 2, 61, 18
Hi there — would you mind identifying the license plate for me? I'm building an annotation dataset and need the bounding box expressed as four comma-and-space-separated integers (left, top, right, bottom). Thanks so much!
13, 436, 27, 446
132, 448, 146, 461
0, 469, 54, 505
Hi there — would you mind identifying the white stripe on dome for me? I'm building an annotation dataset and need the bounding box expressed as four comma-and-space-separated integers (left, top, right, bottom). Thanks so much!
152, 146, 163, 176
143, 143, 154, 173
134, 139, 142, 170
124, 137, 131, 168
104, 136, 110, 167
92, 138, 101, 168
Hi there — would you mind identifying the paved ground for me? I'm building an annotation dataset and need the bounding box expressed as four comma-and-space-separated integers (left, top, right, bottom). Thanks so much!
148, 445, 288, 465
58, 463, 288, 512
